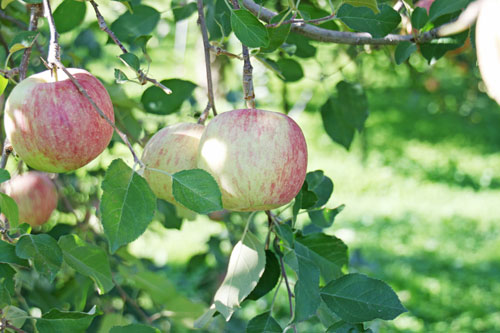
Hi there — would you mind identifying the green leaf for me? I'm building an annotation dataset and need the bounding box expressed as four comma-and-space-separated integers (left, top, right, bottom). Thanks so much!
308, 205, 345, 228
157, 199, 183, 229
100, 159, 156, 253
296, 233, 348, 282
428, 0, 468, 22
293, 247, 320, 322
16, 234, 62, 282
171, 169, 222, 214
114, 69, 129, 84
395, 41, 417, 65
261, 10, 293, 53
110, 5, 160, 43
321, 81, 369, 149
0, 263, 15, 307
321, 273, 407, 323
2, 306, 28, 330
53, 0, 86, 34
141, 79, 196, 114
343, 0, 380, 14
275, 223, 294, 247
420, 31, 468, 63
119, 53, 140, 72
1, 0, 16, 9
0, 240, 28, 266
306, 170, 334, 208
276, 58, 304, 82
246, 250, 280, 300
110, 323, 160, 333
286, 33, 316, 58
134, 35, 152, 53
0, 169, 10, 184
8, 31, 38, 53
206, 0, 232, 40
211, 231, 266, 320
0, 193, 19, 228
327, 321, 368, 333
337, 4, 401, 38
0, 75, 8, 96
36, 307, 101, 333
58, 235, 114, 294
411, 7, 429, 30
173, 3, 197, 21
119, 268, 205, 318
246, 311, 282, 333
231, 9, 270, 48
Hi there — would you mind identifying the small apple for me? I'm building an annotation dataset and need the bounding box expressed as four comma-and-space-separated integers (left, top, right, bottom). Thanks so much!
142, 123, 205, 205
197, 109, 307, 211
4, 68, 115, 173
3, 172, 58, 227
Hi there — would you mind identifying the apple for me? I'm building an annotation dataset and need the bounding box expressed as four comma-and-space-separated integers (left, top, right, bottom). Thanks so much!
4, 68, 115, 173
3, 172, 58, 227
142, 123, 205, 205
197, 109, 307, 211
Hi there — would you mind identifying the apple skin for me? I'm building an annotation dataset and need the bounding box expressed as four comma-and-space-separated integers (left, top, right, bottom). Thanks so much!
142, 123, 205, 204
4, 68, 114, 173
197, 109, 307, 212
3, 172, 58, 227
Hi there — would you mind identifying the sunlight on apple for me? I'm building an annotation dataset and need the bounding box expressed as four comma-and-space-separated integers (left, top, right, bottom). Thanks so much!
200, 138, 227, 172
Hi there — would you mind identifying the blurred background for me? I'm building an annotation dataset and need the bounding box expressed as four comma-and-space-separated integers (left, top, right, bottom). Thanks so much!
2, 0, 500, 332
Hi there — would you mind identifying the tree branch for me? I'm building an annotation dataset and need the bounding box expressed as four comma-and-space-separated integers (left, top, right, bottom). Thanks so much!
196, 0, 217, 125
89, 0, 171, 94
231, 0, 256, 108
0, 9, 27, 29
0, 68, 19, 80
19, 4, 43, 80
242, 0, 475, 45
42, 0, 60, 67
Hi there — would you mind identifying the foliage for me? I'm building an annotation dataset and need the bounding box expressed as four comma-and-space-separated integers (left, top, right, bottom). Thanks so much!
0, 0, 496, 332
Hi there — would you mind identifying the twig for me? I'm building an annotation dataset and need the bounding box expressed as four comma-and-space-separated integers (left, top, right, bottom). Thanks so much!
242, 0, 473, 45
19, 4, 43, 80
89, 0, 171, 94
0, 68, 19, 79
231, 0, 255, 108
274, 237, 296, 332
196, 0, 217, 124
4, 323, 27, 333
209, 45, 242, 60
0, 10, 27, 29
114, 279, 152, 324
42, 0, 60, 67
266, 13, 335, 27
0, 138, 13, 169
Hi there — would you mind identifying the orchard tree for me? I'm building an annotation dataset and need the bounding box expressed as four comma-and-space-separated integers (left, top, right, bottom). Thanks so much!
0, 0, 497, 332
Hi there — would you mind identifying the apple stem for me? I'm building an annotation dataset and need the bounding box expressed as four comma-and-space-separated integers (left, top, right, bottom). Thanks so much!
42, 0, 60, 70
196, 0, 218, 125
55, 61, 145, 169
18, 4, 43, 81
0, 138, 12, 169
89, 0, 172, 94
231, 0, 256, 109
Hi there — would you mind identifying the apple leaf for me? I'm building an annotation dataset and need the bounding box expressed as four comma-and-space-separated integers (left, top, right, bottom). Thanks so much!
141, 79, 196, 114
276, 58, 304, 82
205, 231, 265, 321
337, 4, 401, 38
306, 170, 334, 208
172, 169, 222, 214
0, 169, 10, 184
0, 239, 29, 267
231, 9, 270, 48
428, 0, 468, 22
114, 68, 129, 84
2, 306, 28, 330
53, 0, 86, 34
110, 324, 161, 333
100, 159, 156, 253
0, 75, 8, 96
261, 10, 293, 53
246, 312, 282, 333
0, 263, 16, 307
8, 31, 38, 54
36, 307, 101, 333
110, 5, 160, 43
1, 0, 16, 9
172, 3, 197, 22
343, 0, 380, 14
119, 53, 141, 72
246, 250, 280, 300
58, 235, 114, 294
16, 234, 63, 282
321, 273, 407, 323
292, 247, 321, 322
395, 41, 417, 65
0, 193, 18, 228
308, 205, 345, 228
411, 7, 429, 30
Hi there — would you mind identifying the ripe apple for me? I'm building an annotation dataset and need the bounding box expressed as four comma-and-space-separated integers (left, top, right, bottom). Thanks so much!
142, 123, 205, 205
197, 109, 307, 211
3, 172, 58, 227
4, 68, 115, 173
